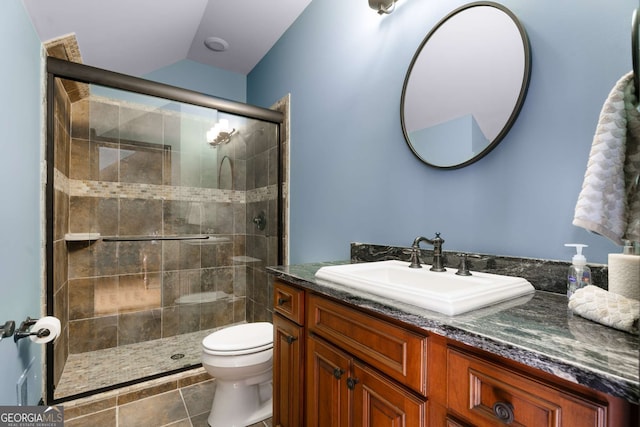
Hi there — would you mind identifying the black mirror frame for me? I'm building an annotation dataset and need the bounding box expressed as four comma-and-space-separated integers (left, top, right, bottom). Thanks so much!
400, 1, 532, 169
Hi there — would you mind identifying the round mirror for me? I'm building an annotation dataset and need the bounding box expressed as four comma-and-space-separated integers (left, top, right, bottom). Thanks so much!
401, 1, 531, 169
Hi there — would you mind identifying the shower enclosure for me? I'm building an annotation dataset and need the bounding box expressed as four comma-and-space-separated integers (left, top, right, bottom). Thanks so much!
45, 58, 284, 403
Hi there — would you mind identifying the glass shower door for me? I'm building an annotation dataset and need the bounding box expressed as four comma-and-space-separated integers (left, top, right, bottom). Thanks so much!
48, 73, 281, 401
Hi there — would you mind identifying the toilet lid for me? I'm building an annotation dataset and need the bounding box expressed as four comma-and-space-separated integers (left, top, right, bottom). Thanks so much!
202, 322, 273, 353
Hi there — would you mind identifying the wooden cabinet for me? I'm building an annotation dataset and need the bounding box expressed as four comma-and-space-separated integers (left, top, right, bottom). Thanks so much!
273, 281, 305, 427
305, 291, 427, 427
306, 294, 428, 395
351, 360, 426, 426
306, 330, 426, 427
274, 280, 305, 324
271, 277, 639, 427
445, 416, 471, 427
274, 279, 427, 427
305, 335, 351, 427
446, 347, 609, 427
273, 314, 304, 427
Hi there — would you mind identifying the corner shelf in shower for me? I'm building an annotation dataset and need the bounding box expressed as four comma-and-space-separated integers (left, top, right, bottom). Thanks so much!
232, 255, 263, 263
64, 233, 101, 242
182, 236, 230, 245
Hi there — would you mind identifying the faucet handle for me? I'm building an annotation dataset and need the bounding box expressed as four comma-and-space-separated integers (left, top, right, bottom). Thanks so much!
404, 247, 423, 269
455, 253, 484, 276
432, 232, 444, 245
455, 253, 472, 276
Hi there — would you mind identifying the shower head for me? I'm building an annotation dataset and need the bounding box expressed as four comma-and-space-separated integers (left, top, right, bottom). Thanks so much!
208, 128, 236, 147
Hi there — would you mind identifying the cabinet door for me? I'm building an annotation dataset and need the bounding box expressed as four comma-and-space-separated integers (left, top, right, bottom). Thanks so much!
273, 314, 304, 427
351, 361, 427, 427
306, 335, 351, 427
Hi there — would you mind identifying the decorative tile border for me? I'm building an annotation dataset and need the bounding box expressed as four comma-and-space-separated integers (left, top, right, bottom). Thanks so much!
55, 168, 277, 204
69, 179, 245, 203
246, 185, 277, 204
54, 168, 69, 194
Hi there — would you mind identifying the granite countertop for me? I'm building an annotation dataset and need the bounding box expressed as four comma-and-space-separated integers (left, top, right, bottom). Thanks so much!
267, 262, 640, 404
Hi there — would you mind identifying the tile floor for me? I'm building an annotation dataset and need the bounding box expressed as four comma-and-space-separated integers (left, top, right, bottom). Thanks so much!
56, 325, 240, 399
62, 368, 273, 426
56, 322, 273, 426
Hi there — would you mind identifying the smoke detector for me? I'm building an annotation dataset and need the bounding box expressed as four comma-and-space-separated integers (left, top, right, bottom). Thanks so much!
204, 37, 229, 52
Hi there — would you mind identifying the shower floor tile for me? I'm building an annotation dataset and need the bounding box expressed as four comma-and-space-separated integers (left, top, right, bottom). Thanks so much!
55, 324, 242, 399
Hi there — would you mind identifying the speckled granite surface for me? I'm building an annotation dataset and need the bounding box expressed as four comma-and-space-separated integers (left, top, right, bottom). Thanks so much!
267, 260, 639, 404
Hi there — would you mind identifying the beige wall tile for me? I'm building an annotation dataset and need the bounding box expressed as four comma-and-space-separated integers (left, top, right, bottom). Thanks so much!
65, 408, 116, 427
179, 379, 215, 418
118, 390, 188, 427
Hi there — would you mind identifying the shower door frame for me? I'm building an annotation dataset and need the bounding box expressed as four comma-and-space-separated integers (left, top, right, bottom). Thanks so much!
45, 57, 285, 404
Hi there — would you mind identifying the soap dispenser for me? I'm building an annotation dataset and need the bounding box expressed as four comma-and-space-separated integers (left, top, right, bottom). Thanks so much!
564, 244, 592, 299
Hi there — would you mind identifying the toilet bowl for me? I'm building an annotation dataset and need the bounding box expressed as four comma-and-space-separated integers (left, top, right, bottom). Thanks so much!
201, 322, 273, 427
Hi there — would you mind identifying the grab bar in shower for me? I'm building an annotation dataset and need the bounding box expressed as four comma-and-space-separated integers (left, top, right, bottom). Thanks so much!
101, 235, 211, 242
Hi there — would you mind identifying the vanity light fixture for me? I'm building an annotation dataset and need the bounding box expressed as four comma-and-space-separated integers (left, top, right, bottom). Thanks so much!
207, 118, 236, 147
369, 0, 397, 15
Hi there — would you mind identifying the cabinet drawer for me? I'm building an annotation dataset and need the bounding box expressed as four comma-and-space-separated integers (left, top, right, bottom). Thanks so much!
447, 348, 607, 427
307, 293, 428, 395
274, 280, 305, 325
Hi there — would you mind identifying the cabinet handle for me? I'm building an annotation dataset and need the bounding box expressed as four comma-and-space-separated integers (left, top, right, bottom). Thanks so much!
346, 377, 359, 390
285, 335, 297, 344
277, 296, 290, 306
333, 368, 344, 379
492, 401, 514, 424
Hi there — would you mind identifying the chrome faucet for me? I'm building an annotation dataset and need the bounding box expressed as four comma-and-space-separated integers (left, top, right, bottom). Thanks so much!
408, 233, 445, 271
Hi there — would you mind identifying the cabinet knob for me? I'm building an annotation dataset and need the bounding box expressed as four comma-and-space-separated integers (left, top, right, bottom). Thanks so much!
333, 368, 344, 379
285, 335, 297, 344
492, 401, 514, 424
346, 377, 359, 390
277, 296, 290, 306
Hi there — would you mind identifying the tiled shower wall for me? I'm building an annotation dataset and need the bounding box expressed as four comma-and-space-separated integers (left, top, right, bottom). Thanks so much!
64, 95, 247, 358
52, 77, 72, 387
50, 80, 280, 394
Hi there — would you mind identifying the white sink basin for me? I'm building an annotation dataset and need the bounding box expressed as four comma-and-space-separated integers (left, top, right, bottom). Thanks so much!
315, 260, 534, 316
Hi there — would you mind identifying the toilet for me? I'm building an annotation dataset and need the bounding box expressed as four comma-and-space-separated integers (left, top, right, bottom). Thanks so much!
201, 322, 274, 427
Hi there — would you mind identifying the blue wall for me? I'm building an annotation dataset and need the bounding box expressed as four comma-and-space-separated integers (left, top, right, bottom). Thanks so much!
248, 0, 636, 265
0, 0, 43, 405
144, 59, 247, 102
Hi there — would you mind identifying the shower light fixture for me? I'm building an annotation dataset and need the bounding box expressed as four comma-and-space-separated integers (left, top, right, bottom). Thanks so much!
369, 0, 397, 14
207, 119, 236, 147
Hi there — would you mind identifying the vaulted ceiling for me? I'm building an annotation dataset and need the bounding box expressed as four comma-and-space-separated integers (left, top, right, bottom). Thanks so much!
22, 0, 312, 76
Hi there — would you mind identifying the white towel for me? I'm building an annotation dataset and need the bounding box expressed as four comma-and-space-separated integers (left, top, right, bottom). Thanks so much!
568, 285, 639, 334
573, 71, 640, 245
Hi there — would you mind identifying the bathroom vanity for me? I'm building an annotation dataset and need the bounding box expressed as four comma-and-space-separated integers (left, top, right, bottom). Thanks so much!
268, 262, 639, 427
